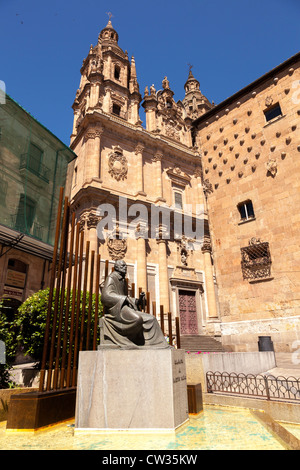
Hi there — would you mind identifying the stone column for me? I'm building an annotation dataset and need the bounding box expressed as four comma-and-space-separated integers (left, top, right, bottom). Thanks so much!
194, 166, 207, 211
90, 82, 100, 108
136, 236, 147, 293
142, 94, 157, 132
84, 125, 103, 183
71, 108, 80, 144
201, 238, 218, 319
135, 143, 145, 195
135, 219, 148, 293
130, 98, 140, 125
153, 152, 165, 202
156, 238, 170, 314
87, 211, 101, 291
103, 87, 111, 113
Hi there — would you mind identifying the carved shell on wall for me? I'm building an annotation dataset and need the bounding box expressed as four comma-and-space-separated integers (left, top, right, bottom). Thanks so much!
108, 146, 128, 181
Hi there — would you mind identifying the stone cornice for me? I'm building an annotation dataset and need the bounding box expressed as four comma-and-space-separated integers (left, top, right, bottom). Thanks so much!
71, 109, 199, 164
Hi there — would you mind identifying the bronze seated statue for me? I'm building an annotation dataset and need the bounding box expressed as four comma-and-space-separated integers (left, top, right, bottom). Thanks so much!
100, 260, 170, 349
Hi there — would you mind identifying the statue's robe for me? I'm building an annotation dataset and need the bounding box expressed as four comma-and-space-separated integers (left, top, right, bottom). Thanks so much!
101, 271, 169, 348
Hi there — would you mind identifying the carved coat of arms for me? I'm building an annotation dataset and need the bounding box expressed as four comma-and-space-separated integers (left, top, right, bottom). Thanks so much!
108, 146, 128, 181
107, 236, 127, 260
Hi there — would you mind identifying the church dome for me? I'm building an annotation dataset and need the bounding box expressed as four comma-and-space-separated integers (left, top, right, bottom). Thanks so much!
99, 19, 119, 43
184, 69, 200, 94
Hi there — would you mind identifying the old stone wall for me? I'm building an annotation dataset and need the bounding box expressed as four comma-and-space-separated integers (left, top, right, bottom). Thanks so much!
194, 56, 300, 351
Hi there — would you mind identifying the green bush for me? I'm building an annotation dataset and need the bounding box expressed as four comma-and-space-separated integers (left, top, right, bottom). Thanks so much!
1, 288, 103, 366
0, 300, 18, 364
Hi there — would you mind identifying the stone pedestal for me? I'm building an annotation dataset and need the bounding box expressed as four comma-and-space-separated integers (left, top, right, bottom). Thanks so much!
75, 348, 189, 431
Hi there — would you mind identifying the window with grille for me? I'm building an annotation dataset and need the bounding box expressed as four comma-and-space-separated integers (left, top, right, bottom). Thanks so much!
241, 238, 272, 281
15, 194, 36, 234
238, 200, 255, 221
28, 142, 43, 174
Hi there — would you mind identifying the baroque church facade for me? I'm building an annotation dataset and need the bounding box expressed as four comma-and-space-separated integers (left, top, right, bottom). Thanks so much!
68, 19, 300, 352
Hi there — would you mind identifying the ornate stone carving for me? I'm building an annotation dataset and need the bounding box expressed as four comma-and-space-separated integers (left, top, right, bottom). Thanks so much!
108, 146, 128, 181
177, 236, 192, 266
266, 158, 277, 177
162, 76, 170, 89
202, 179, 213, 194
107, 229, 127, 260
265, 96, 273, 107
194, 166, 203, 179
87, 211, 102, 229
78, 213, 88, 232
135, 143, 145, 155
150, 84, 156, 95
152, 152, 163, 162
165, 121, 180, 141
84, 126, 104, 141
201, 237, 212, 254
166, 166, 191, 186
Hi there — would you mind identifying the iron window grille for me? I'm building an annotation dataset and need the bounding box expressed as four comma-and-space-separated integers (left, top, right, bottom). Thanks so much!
241, 238, 272, 281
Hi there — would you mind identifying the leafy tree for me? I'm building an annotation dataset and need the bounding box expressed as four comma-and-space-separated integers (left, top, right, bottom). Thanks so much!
16, 288, 102, 363
0, 289, 102, 371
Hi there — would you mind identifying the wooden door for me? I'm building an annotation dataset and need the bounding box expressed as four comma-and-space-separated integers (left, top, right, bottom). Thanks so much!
178, 290, 198, 335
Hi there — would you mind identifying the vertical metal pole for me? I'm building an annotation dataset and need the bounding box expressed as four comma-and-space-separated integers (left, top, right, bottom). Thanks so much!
146, 292, 150, 313
168, 312, 173, 346
160, 305, 164, 334
152, 301, 156, 318
66, 222, 80, 388
79, 241, 90, 351
39, 187, 64, 392
131, 282, 135, 298
92, 254, 101, 351
72, 231, 84, 387
264, 375, 271, 400
176, 317, 181, 349
46, 196, 69, 391
53, 201, 70, 390
86, 250, 95, 350
60, 212, 75, 389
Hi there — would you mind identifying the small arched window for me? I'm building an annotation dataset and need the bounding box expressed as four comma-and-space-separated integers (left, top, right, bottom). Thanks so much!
114, 65, 120, 80
112, 103, 121, 116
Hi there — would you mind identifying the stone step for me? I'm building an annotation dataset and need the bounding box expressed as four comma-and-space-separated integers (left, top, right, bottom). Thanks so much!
180, 335, 225, 352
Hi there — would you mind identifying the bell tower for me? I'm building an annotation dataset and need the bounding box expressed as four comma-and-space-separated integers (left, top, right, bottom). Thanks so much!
182, 66, 213, 124
70, 17, 142, 144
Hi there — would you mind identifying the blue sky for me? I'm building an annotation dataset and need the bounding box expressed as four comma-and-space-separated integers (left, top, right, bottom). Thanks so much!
0, 0, 299, 145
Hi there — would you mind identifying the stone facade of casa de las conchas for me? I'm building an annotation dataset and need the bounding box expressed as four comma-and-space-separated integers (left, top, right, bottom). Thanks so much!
68, 19, 300, 353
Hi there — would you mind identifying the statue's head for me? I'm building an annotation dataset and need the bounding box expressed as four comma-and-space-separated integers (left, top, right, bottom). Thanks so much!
114, 259, 127, 276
